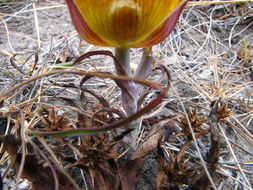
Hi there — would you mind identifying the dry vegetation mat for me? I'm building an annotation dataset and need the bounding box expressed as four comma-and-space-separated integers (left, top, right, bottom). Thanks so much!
0, 0, 253, 190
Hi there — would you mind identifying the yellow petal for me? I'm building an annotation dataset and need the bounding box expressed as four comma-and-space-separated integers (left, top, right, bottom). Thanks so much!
66, 0, 110, 46
70, 0, 188, 47
137, 0, 188, 47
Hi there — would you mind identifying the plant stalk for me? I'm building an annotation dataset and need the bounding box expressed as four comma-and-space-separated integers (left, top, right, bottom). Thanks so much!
114, 48, 154, 150
114, 48, 139, 116
114, 48, 140, 149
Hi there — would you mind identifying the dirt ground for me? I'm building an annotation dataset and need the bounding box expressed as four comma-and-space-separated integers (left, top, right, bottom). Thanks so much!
0, 0, 253, 190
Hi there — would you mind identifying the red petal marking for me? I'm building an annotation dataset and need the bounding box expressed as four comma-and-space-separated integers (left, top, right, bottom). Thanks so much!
66, 0, 109, 46
136, 1, 187, 47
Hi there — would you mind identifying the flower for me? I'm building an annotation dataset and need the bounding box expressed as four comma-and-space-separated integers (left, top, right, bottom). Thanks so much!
66, 0, 188, 48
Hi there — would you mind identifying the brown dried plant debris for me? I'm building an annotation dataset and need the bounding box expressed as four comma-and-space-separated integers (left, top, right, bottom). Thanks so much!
68, 108, 128, 190
188, 100, 229, 190
1, 135, 78, 190
156, 100, 233, 190
237, 43, 253, 80
157, 140, 195, 190
237, 44, 253, 65
39, 107, 72, 131
132, 125, 164, 160
211, 2, 252, 21
71, 134, 119, 190
69, 128, 141, 190
69, 103, 165, 190
178, 108, 207, 139
210, 100, 232, 121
